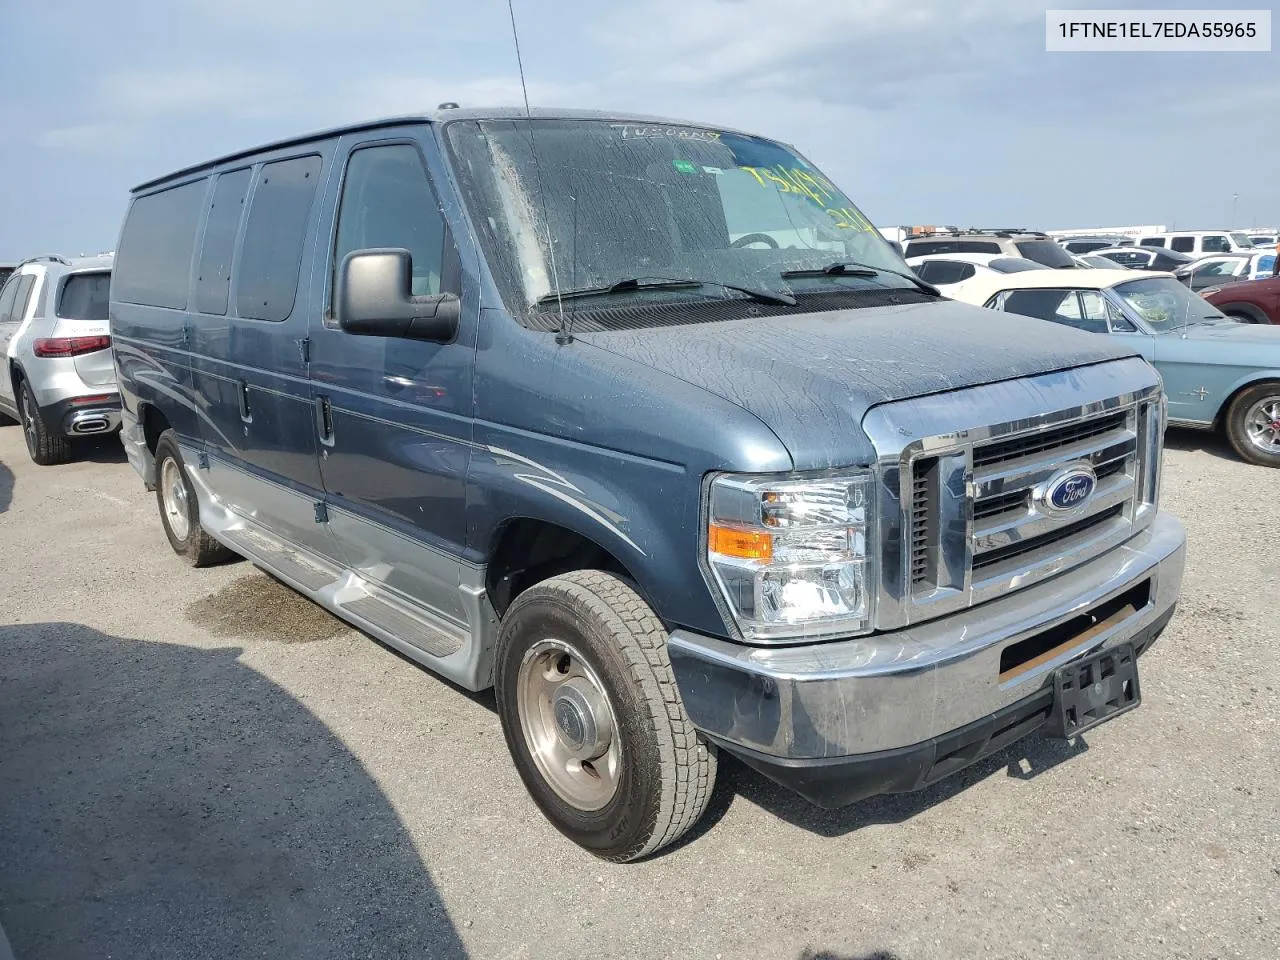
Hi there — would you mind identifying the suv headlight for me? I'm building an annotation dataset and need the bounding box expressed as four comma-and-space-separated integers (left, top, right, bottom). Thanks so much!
704, 470, 875, 643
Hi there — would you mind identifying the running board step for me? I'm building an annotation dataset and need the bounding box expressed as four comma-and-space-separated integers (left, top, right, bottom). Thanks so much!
221, 527, 340, 592
339, 594, 464, 659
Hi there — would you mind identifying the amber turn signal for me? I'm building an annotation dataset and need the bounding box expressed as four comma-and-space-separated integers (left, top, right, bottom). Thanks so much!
708, 524, 773, 561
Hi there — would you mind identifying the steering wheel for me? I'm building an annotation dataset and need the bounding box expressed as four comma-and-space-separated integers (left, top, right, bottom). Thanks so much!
730, 233, 779, 249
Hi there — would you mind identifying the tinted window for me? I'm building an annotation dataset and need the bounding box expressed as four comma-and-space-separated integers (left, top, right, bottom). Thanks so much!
115, 180, 207, 309
236, 155, 322, 322
905, 239, 1001, 257
988, 257, 1046, 273
334, 144, 449, 298
57, 272, 111, 321
1139, 237, 1165, 247
1169, 236, 1195, 253
915, 260, 975, 285
0, 267, 13, 288
1064, 239, 1111, 254
1201, 235, 1230, 253
1013, 240, 1075, 268
1100, 250, 1146, 267
195, 168, 251, 316
1151, 250, 1193, 270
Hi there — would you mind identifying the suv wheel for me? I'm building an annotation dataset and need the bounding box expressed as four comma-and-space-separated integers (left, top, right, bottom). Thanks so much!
154, 430, 234, 565
18, 379, 72, 466
1225, 383, 1280, 467
494, 570, 717, 862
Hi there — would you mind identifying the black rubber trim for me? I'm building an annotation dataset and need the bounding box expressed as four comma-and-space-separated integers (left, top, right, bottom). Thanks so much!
41, 395, 122, 436
717, 606, 1175, 810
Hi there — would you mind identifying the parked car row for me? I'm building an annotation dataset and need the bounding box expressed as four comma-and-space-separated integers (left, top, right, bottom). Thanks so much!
942, 267, 1280, 467
4, 106, 1193, 861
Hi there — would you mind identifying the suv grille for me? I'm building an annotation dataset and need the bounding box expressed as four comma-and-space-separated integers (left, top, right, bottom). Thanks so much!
972, 411, 1127, 468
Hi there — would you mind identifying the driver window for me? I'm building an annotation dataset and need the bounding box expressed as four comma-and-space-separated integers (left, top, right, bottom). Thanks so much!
333, 144, 452, 300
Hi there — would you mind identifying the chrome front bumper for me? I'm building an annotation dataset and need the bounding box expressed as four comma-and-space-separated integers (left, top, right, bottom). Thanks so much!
669, 511, 1186, 764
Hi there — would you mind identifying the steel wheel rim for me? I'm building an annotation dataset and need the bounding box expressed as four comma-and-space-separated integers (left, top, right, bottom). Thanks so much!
515, 639, 622, 811
160, 457, 191, 542
19, 389, 38, 456
1244, 396, 1280, 454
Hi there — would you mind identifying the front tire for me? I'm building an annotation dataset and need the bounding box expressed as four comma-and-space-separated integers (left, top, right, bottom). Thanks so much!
19, 379, 73, 466
154, 430, 234, 566
494, 570, 717, 862
1225, 383, 1280, 467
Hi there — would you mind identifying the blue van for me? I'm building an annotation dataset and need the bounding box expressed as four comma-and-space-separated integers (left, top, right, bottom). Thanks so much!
112, 107, 1186, 860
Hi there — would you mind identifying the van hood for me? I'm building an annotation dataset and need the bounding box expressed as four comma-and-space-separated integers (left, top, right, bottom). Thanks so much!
575, 298, 1137, 470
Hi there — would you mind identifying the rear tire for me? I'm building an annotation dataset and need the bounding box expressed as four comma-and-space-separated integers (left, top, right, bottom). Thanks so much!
154, 430, 234, 566
494, 570, 717, 862
19, 379, 72, 466
1225, 383, 1280, 467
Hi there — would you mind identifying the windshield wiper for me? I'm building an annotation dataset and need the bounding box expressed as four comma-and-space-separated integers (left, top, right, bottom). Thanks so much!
536, 276, 796, 307
781, 260, 942, 297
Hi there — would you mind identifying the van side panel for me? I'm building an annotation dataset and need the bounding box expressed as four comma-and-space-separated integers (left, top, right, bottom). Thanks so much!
187, 145, 336, 559
112, 178, 213, 452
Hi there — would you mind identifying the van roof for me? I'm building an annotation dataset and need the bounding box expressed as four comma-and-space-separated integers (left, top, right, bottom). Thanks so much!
131, 106, 770, 193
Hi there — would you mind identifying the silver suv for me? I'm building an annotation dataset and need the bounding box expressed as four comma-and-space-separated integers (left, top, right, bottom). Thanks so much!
0, 254, 119, 464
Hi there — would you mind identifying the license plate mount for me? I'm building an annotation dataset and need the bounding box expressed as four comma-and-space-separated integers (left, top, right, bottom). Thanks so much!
1045, 643, 1140, 739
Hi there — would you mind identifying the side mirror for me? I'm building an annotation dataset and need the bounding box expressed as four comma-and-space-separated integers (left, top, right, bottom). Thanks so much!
335, 248, 460, 342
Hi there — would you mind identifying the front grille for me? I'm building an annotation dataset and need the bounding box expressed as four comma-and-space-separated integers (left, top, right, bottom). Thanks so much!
972, 410, 1128, 468
972, 504, 1124, 573
902, 401, 1151, 605
910, 458, 936, 586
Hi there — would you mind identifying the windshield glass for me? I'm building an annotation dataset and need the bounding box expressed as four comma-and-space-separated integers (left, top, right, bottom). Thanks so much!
446, 119, 912, 322
1230, 232, 1255, 248
1115, 276, 1228, 332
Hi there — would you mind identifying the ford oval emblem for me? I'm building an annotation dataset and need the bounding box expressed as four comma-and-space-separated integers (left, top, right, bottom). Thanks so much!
1041, 466, 1097, 514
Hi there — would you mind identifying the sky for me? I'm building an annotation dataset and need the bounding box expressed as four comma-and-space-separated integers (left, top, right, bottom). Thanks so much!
1, 0, 1276, 260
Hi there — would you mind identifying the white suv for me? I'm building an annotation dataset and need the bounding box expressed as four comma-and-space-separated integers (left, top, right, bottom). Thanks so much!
1135, 231, 1255, 256
0, 254, 119, 464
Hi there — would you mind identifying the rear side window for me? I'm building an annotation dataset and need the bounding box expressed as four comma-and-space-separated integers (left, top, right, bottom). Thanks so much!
236, 155, 322, 322
57, 272, 111, 321
915, 260, 975, 285
195, 168, 252, 316
1170, 236, 1195, 253
1012, 240, 1075, 269
905, 239, 1001, 257
0, 274, 34, 324
115, 180, 207, 309
1201, 235, 1230, 253
1139, 237, 1165, 247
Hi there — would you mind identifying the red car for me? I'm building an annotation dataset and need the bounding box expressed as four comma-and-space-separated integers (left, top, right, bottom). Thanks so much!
1204, 273, 1280, 324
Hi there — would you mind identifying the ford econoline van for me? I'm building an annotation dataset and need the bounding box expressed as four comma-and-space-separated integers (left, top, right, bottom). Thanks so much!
112, 108, 1186, 861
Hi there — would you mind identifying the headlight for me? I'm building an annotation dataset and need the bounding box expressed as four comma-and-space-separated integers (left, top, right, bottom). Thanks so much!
704, 470, 875, 643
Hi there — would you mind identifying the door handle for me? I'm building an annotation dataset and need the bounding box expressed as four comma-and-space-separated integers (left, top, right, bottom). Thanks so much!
315, 395, 335, 446
237, 380, 252, 423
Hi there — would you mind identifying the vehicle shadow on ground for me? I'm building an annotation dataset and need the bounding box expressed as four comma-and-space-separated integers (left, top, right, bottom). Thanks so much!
691, 733, 1088, 842
1163, 426, 1239, 461
0, 457, 12, 514
0, 622, 468, 960
75, 434, 128, 464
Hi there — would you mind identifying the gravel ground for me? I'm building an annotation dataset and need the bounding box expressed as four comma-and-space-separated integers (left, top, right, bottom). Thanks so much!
0, 424, 1276, 960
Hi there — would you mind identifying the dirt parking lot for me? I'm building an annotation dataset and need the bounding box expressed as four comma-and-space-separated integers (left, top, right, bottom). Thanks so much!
0, 424, 1276, 960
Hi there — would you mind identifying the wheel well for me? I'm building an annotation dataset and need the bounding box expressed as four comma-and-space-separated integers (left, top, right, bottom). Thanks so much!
485, 519, 642, 619
1216, 377, 1280, 429
140, 403, 171, 453
8, 361, 23, 397
1217, 302, 1269, 324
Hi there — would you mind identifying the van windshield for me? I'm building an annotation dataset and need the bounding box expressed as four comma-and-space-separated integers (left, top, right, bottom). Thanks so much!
445, 118, 912, 325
